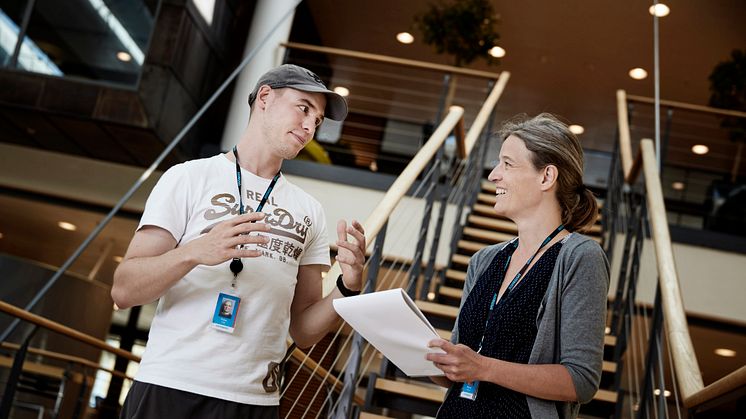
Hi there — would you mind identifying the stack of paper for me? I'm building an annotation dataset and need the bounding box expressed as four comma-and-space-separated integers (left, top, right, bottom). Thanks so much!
333, 288, 445, 377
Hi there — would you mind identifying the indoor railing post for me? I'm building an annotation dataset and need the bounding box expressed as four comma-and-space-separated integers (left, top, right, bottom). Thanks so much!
610, 192, 639, 335
659, 107, 674, 178
406, 149, 443, 298
637, 283, 664, 419
0, 325, 37, 419
331, 221, 388, 419
434, 74, 452, 124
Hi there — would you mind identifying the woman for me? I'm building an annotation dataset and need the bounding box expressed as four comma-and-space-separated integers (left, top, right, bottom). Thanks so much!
427, 113, 609, 418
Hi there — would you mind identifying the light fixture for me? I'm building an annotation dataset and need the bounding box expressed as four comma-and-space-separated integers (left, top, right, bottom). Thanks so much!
654, 389, 672, 397
116, 51, 132, 62
58, 221, 77, 231
605, 326, 611, 334
113, 255, 124, 263
629, 68, 648, 80
671, 181, 685, 191
569, 124, 585, 135
333, 86, 350, 97
369, 161, 378, 172
714, 348, 737, 357
691, 145, 709, 155
396, 32, 414, 44
427, 292, 436, 301
489, 46, 506, 58
649, 4, 670, 17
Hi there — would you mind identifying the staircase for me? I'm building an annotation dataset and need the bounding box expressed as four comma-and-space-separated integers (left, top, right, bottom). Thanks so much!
359, 180, 618, 418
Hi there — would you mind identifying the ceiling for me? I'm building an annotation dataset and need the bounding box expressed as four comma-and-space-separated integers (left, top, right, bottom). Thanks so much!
303, 0, 746, 158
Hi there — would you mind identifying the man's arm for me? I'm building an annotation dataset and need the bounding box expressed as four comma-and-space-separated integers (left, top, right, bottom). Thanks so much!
288, 220, 365, 348
111, 213, 270, 309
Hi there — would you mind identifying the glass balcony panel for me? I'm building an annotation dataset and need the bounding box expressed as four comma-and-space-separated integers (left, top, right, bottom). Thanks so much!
0, 0, 28, 66
5, 0, 157, 86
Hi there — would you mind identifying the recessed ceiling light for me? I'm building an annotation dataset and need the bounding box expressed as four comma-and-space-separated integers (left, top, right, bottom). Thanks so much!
671, 181, 685, 191
113, 256, 124, 263
649, 4, 670, 17
396, 32, 414, 44
489, 46, 506, 58
333, 86, 350, 97
569, 124, 585, 135
605, 326, 611, 334
116, 51, 132, 62
714, 348, 737, 357
427, 292, 436, 301
654, 389, 672, 397
58, 221, 77, 231
629, 68, 648, 80
691, 145, 709, 155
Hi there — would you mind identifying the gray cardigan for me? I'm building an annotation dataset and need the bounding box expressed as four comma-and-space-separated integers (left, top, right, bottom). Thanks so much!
451, 233, 610, 419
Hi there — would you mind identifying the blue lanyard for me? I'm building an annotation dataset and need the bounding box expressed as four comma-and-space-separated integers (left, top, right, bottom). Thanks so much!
232, 146, 280, 215
475, 224, 564, 353
229, 146, 280, 285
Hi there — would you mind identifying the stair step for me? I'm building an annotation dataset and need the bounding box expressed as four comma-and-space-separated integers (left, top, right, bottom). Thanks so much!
416, 300, 459, 319
436, 328, 452, 340
481, 180, 495, 193
374, 378, 446, 403
604, 334, 617, 347
594, 388, 617, 403
462, 227, 515, 244
359, 413, 393, 419
602, 360, 616, 373
468, 215, 518, 234
445, 269, 466, 282
451, 253, 470, 266
438, 285, 463, 300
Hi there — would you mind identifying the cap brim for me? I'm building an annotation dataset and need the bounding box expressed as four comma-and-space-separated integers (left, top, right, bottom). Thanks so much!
290, 83, 348, 121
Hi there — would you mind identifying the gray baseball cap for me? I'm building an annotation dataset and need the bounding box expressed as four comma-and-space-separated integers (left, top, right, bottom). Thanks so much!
248, 64, 348, 121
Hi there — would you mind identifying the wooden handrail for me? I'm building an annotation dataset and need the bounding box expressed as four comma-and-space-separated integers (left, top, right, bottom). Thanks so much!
627, 94, 746, 119
1, 342, 133, 381
639, 139, 704, 401
282, 42, 503, 80
686, 365, 746, 411
617, 90, 634, 178
0, 300, 140, 362
464, 72, 511, 156
321, 106, 465, 295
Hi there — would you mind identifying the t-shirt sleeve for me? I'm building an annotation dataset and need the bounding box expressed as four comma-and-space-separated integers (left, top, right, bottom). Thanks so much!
298, 202, 330, 266
137, 163, 191, 243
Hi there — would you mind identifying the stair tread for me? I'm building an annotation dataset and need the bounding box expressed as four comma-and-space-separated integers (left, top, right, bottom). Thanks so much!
436, 328, 452, 340
415, 300, 459, 319
374, 377, 446, 403
594, 388, 617, 403
451, 254, 470, 266
360, 413, 393, 419
462, 227, 516, 244
439, 285, 463, 299
468, 215, 518, 233
445, 269, 466, 282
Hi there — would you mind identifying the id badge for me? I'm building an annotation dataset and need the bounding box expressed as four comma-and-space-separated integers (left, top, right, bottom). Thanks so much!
211, 292, 241, 333
460, 381, 479, 401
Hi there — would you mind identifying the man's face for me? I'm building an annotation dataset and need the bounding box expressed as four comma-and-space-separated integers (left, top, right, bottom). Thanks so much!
260, 87, 327, 160
221, 300, 233, 314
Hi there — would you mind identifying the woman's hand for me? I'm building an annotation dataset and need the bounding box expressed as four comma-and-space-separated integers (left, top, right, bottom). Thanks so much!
426, 339, 488, 383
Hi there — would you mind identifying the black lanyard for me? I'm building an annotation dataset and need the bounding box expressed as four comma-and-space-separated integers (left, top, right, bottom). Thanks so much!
475, 224, 564, 353
229, 146, 280, 285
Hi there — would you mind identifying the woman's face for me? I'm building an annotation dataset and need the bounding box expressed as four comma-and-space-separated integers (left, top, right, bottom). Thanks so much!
487, 135, 545, 220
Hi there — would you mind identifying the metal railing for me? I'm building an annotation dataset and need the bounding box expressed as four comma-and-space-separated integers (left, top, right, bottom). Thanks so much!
606, 90, 746, 417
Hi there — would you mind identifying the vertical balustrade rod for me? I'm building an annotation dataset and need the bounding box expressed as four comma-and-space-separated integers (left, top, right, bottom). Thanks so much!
332, 222, 388, 419
0, 326, 37, 419
637, 284, 664, 419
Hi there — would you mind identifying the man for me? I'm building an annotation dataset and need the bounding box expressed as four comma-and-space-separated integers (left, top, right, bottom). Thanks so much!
112, 64, 366, 418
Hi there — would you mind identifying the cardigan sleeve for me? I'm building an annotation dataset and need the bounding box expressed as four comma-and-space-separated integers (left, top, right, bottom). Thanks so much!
558, 239, 610, 403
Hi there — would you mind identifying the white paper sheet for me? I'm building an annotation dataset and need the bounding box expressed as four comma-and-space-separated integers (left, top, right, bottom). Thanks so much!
333, 288, 445, 377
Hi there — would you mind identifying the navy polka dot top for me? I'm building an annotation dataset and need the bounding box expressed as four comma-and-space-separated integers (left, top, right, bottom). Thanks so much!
437, 240, 563, 419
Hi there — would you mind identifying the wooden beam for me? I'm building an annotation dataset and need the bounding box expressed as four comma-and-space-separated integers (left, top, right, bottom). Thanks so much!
464, 72, 511, 156
627, 94, 746, 119
617, 90, 634, 179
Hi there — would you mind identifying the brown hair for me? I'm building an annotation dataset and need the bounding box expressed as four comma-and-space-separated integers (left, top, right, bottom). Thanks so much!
498, 113, 598, 232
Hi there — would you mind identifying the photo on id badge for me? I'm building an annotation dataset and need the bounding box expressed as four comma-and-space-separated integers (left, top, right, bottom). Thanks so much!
212, 293, 241, 333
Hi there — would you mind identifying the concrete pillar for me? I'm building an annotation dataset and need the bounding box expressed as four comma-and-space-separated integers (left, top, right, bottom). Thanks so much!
220, 0, 298, 151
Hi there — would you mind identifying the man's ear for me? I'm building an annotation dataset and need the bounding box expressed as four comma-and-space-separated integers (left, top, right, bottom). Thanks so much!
540, 164, 559, 191
255, 85, 273, 110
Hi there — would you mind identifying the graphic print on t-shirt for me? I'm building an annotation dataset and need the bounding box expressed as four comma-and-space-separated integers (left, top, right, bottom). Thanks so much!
200, 192, 313, 264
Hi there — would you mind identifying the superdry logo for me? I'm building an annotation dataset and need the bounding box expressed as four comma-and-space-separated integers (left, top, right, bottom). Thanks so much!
305, 69, 322, 84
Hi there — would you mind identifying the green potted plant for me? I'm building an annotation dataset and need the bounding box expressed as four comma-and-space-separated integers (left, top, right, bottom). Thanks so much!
708, 49, 746, 182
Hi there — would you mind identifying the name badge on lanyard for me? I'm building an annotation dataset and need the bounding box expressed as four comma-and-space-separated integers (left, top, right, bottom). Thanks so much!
211, 291, 241, 333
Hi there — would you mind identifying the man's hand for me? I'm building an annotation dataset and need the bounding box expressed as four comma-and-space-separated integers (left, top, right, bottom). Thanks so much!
426, 339, 486, 383
184, 212, 271, 266
336, 220, 366, 291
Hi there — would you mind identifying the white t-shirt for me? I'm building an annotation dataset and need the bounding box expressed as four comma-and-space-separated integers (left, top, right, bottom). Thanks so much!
134, 154, 330, 405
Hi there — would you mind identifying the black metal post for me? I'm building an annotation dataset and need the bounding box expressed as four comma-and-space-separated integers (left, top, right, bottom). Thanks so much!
637, 284, 664, 419
7, 0, 36, 68
0, 325, 37, 419
421, 156, 455, 301
332, 222, 388, 419
406, 152, 442, 298
99, 305, 141, 418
